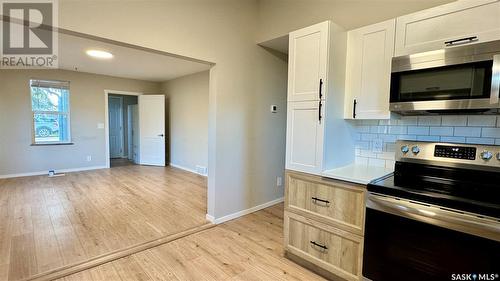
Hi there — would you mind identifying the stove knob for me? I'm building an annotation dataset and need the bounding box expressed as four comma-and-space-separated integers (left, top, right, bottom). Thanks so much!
480, 151, 493, 160
411, 146, 420, 155
497, 152, 500, 161
401, 145, 409, 154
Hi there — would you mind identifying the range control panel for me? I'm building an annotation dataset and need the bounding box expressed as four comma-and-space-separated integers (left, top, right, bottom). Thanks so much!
395, 141, 500, 168
434, 145, 476, 160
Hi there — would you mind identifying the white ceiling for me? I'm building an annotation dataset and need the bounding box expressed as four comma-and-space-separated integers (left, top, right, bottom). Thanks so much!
58, 33, 212, 82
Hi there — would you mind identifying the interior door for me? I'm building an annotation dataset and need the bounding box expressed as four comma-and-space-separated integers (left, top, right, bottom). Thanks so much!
285, 101, 324, 175
288, 21, 329, 102
108, 96, 124, 158
139, 95, 165, 166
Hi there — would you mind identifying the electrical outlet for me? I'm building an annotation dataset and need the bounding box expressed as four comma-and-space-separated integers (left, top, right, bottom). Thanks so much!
373, 139, 383, 153
86, 155, 92, 162
276, 176, 283, 187
270, 105, 277, 113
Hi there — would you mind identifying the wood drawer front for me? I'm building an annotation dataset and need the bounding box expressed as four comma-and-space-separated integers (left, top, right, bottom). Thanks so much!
286, 172, 365, 234
285, 212, 363, 281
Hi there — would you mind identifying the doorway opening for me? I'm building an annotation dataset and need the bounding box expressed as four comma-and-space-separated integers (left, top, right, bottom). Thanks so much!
108, 93, 138, 167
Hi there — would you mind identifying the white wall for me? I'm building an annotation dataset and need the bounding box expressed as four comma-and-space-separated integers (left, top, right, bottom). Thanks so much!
256, 0, 455, 42
0, 69, 160, 177
162, 71, 209, 175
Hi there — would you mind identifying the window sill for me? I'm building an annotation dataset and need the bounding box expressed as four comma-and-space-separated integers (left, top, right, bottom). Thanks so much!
31, 143, 74, 146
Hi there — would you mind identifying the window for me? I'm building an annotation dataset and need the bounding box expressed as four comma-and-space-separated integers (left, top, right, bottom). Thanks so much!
30, 79, 71, 144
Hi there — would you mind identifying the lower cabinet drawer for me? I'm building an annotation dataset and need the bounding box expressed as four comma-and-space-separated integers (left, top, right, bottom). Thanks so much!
284, 212, 363, 281
286, 171, 366, 235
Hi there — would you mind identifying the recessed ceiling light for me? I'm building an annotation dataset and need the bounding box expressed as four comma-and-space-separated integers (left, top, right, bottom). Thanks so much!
86, 50, 113, 59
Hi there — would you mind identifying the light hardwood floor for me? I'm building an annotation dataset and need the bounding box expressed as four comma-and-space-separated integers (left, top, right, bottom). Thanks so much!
56, 203, 326, 281
0, 165, 207, 281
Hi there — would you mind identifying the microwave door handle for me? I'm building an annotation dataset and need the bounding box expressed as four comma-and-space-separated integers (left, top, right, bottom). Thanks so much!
491, 54, 500, 104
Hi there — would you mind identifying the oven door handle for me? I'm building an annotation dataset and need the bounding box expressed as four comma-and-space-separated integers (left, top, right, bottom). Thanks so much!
491, 54, 500, 104
367, 193, 500, 242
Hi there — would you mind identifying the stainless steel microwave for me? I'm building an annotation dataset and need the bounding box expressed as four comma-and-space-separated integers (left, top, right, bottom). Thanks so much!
390, 40, 500, 115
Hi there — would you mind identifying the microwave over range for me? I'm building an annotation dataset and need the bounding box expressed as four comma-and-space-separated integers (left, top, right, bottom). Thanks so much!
390, 40, 500, 115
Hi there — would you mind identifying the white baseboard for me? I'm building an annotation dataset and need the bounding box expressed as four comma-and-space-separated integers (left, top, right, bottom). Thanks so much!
207, 197, 284, 225
0, 165, 108, 179
169, 163, 208, 177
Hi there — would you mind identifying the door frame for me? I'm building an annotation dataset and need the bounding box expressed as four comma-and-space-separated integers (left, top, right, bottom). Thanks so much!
104, 90, 143, 168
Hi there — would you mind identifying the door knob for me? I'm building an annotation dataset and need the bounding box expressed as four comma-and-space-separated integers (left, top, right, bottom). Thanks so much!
158, 134, 164, 137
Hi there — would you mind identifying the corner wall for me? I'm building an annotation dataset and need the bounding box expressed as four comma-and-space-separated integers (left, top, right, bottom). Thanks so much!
162, 71, 209, 175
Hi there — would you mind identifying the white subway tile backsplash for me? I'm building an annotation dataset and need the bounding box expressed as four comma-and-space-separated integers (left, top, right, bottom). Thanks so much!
397, 135, 417, 141
380, 134, 398, 142
376, 151, 395, 160
417, 135, 440, 142
361, 133, 378, 141
408, 126, 429, 135
430, 126, 454, 136
441, 116, 467, 126
454, 127, 481, 137
466, 137, 495, 145
481, 128, 500, 138
398, 116, 418, 125
440, 136, 466, 143
359, 149, 377, 158
356, 125, 370, 133
388, 126, 408, 135
355, 156, 369, 166
351, 114, 500, 167
418, 116, 441, 126
467, 116, 497, 127
370, 126, 388, 134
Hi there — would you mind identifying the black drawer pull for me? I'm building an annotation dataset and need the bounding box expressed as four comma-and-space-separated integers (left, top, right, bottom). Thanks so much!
310, 241, 328, 250
444, 36, 478, 46
353, 99, 357, 119
311, 197, 330, 205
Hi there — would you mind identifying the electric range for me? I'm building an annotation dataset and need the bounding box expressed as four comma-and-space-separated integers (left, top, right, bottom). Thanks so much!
363, 141, 500, 281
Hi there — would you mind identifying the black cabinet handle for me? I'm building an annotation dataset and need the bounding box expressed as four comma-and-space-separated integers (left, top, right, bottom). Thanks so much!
318, 100, 322, 122
444, 36, 478, 46
353, 99, 357, 119
319, 79, 323, 100
312, 197, 330, 205
310, 241, 328, 250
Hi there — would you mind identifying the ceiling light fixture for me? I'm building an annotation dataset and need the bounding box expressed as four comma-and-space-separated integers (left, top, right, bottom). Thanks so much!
86, 50, 113, 59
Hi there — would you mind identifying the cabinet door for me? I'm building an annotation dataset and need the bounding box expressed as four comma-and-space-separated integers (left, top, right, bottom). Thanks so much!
286, 101, 324, 175
395, 0, 500, 56
288, 21, 329, 102
344, 19, 395, 120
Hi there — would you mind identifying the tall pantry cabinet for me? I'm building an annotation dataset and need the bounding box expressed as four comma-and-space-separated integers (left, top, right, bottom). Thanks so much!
285, 21, 354, 176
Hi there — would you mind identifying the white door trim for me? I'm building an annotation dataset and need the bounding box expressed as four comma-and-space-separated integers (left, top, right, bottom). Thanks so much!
104, 90, 143, 168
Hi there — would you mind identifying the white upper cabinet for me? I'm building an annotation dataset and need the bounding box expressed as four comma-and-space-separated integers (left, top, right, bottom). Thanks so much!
285, 101, 324, 175
344, 19, 395, 120
288, 21, 329, 102
395, 0, 500, 57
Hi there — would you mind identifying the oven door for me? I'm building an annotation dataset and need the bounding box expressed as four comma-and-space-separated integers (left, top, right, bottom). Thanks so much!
363, 193, 500, 281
